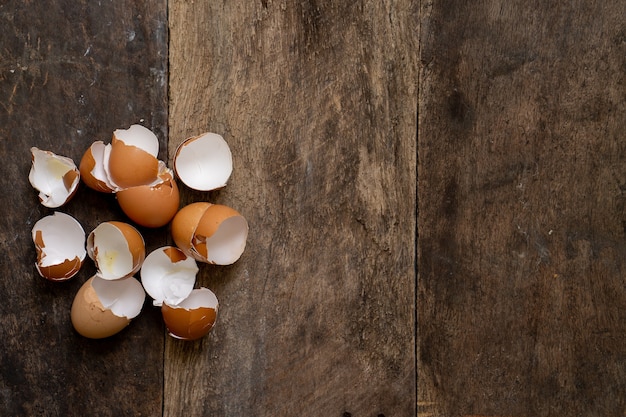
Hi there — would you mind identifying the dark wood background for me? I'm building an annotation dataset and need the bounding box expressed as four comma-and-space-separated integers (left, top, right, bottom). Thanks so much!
2, 0, 625, 416
1, 1, 167, 416
166, 1, 416, 416
418, 1, 626, 416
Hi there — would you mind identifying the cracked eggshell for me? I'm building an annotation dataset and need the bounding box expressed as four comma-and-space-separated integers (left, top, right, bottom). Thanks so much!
71, 276, 145, 339
116, 169, 180, 228
140, 246, 198, 306
161, 288, 218, 341
29, 147, 80, 208
79, 141, 115, 193
87, 221, 145, 280
31, 212, 86, 281
106, 124, 160, 189
171, 202, 248, 265
173, 132, 232, 191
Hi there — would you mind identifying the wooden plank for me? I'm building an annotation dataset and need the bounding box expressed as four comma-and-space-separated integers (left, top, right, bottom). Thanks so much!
418, 0, 626, 415
167, 1, 418, 415
0, 1, 167, 415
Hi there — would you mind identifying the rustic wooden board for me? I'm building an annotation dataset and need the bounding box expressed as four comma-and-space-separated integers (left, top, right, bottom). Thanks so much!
167, 1, 418, 416
418, 1, 626, 416
0, 1, 167, 415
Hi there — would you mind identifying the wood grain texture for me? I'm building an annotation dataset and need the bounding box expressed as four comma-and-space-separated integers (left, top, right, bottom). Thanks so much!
418, 1, 626, 416
0, 1, 167, 415
167, 1, 418, 416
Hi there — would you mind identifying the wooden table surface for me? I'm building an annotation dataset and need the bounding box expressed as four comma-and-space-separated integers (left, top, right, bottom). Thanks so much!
1, 1, 624, 416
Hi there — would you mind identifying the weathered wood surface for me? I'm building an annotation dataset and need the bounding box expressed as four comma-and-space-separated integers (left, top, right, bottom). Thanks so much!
419, 1, 626, 416
0, 1, 167, 415
6, 0, 626, 416
167, 1, 418, 416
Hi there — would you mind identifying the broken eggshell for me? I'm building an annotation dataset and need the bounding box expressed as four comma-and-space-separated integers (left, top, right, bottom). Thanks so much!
161, 288, 218, 341
170, 202, 248, 265
31, 212, 86, 281
116, 168, 180, 228
140, 246, 198, 306
79, 141, 115, 193
105, 124, 160, 189
87, 221, 145, 280
29, 147, 80, 208
173, 132, 232, 191
71, 276, 145, 339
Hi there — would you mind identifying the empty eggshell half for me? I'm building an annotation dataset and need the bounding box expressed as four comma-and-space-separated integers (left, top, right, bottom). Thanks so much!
87, 221, 145, 280
71, 276, 145, 339
79, 141, 115, 193
171, 202, 248, 265
105, 124, 160, 189
29, 147, 80, 208
32, 212, 86, 281
141, 246, 198, 306
161, 288, 218, 340
174, 132, 232, 191
116, 169, 180, 228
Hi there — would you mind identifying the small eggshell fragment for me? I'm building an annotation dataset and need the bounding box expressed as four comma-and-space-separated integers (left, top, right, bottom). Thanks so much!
29, 147, 80, 208
173, 132, 232, 191
171, 202, 248, 265
141, 246, 198, 306
116, 170, 180, 228
71, 276, 145, 339
106, 124, 160, 189
31, 212, 86, 281
161, 288, 218, 340
79, 141, 115, 193
87, 221, 145, 280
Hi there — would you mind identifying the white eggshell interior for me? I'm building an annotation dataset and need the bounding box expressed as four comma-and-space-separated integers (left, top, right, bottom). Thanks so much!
113, 124, 159, 157
91, 275, 145, 319
141, 246, 198, 306
88, 223, 135, 280
203, 215, 249, 265
174, 133, 232, 191
169, 288, 218, 310
32, 212, 86, 266
29, 147, 79, 208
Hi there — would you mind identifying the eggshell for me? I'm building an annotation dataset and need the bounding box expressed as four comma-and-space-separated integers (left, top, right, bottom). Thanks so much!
161, 288, 218, 340
173, 132, 232, 191
79, 141, 115, 193
140, 246, 198, 306
31, 212, 86, 281
106, 125, 160, 189
116, 171, 180, 228
71, 276, 145, 339
87, 221, 146, 280
171, 202, 248, 265
170, 202, 210, 255
29, 147, 80, 208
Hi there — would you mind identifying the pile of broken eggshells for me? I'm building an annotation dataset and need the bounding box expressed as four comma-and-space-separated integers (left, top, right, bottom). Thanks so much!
29, 124, 248, 341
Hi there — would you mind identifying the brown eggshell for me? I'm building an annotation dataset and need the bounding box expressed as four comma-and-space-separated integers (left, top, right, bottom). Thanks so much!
170, 202, 212, 255
192, 204, 242, 259
32, 212, 86, 281
79, 141, 114, 193
109, 221, 146, 274
116, 173, 180, 228
36, 258, 82, 281
107, 135, 159, 189
29, 147, 81, 208
173, 132, 233, 191
71, 277, 131, 339
88, 221, 146, 280
33, 237, 83, 281
161, 288, 218, 341
171, 202, 248, 264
